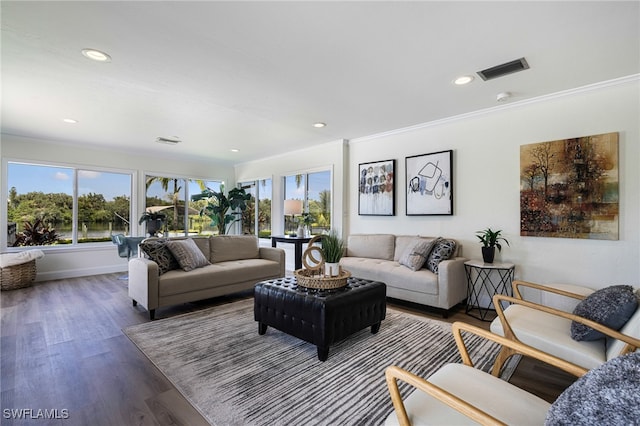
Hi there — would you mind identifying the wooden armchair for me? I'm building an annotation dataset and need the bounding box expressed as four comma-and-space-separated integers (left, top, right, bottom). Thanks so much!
489, 281, 640, 376
385, 322, 588, 425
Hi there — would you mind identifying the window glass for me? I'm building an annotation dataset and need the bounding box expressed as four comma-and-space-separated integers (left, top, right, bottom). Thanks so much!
143, 176, 222, 237
77, 170, 132, 243
238, 179, 272, 238
307, 170, 331, 234
284, 171, 331, 236
7, 162, 132, 247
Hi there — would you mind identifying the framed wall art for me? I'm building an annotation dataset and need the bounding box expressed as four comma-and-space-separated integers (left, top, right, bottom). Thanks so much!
358, 159, 395, 216
520, 132, 619, 240
405, 150, 453, 215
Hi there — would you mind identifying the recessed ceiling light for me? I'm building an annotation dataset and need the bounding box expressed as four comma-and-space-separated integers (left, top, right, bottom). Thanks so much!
230, 149, 239, 152
313, 122, 326, 128
453, 75, 474, 85
81, 48, 111, 62
62, 118, 78, 124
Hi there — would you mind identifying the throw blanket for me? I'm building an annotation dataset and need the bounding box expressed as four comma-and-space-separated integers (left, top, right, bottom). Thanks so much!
0, 250, 45, 268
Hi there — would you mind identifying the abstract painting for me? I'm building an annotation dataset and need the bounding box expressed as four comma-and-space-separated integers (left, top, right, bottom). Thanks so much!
520, 132, 619, 240
406, 150, 453, 215
358, 159, 395, 215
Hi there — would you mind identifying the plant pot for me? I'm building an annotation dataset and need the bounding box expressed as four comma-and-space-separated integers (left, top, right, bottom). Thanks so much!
325, 262, 340, 277
481, 246, 495, 263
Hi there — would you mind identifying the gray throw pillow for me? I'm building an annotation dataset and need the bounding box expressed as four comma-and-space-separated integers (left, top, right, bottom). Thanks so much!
545, 351, 640, 425
571, 285, 638, 341
166, 239, 211, 272
399, 238, 437, 271
139, 239, 180, 275
425, 238, 457, 274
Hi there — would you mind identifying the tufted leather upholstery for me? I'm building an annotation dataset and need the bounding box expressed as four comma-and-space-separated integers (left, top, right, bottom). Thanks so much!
254, 277, 386, 361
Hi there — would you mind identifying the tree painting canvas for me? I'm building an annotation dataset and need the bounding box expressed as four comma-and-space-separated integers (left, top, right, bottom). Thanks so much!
520, 132, 619, 240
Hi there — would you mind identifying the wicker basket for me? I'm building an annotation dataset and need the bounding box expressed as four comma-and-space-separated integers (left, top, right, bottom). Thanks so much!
1, 259, 37, 291
294, 267, 351, 290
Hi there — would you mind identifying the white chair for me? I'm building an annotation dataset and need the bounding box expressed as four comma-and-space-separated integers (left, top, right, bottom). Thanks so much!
384, 322, 589, 425
489, 281, 640, 375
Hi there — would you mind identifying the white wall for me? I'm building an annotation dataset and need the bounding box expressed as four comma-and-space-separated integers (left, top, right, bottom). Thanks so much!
234, 139, 348, 238
1, 135, 235, 280
348, 78, 639, 290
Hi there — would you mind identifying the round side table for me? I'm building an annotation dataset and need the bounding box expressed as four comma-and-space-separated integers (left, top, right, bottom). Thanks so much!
464, 260, 515, 321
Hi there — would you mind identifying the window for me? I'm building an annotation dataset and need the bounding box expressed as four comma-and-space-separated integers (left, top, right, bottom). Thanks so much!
6, 162, 132, 247
239, 179, 272, 238
144, 174, 221, 237
284, 170, 331, 235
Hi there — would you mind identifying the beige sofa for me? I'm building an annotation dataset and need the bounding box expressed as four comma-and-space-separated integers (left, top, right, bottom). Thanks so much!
339, 234, 467, 316
129, 235, 285, 319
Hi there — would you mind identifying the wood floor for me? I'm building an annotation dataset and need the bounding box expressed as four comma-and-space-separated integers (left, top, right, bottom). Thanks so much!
1, 273, 576, 425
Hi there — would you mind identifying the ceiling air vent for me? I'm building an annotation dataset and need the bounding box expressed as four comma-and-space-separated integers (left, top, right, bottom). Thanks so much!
156, 136, 181, 145
477, 57, 529, 81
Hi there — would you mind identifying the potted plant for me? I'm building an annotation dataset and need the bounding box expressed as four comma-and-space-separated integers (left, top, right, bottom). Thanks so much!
191, 185, 251, 235
139, 211, 166, 236
297, 212, 314, 237
476, 228, 509, 263
321, 230, 344, 276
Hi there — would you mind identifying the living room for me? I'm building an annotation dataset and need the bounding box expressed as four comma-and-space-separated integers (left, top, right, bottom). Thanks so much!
2, 1, 639, 425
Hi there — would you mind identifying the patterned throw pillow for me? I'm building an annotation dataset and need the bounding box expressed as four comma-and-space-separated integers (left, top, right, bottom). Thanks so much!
139, 239, 180, 275
399, 238, 437, 271
166, 239, 211, 272
545, 351, 640, 425
425, 238, 457, 274
570, 285, 638, 341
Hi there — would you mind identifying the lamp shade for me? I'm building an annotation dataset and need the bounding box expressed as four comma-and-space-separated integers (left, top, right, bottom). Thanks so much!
284, 199, 303, 216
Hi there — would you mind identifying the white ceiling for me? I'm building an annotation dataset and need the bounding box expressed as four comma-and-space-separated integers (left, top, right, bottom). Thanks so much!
2, 1, 639, 165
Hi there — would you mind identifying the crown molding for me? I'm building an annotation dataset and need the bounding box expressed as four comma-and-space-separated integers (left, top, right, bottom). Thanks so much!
350, 74, 640, 145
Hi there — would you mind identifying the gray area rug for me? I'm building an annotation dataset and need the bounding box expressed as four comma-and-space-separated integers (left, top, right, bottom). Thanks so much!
124, 299, 515, 425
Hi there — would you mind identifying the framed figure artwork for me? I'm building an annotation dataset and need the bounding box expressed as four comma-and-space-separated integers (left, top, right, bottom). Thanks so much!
358, 159, 395, 216
405, 150, 453, 215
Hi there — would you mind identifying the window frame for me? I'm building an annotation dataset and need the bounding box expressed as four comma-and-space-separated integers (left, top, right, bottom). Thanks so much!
2, 158, 137, 252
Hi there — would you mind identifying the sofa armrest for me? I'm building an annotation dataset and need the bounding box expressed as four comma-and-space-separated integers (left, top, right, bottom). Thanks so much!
128, 257, 160, 310
437, 256, 468, 307
259, 247, 286, 277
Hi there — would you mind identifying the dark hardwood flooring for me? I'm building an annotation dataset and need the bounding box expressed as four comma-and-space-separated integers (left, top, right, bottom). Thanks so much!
1, 273, 576, 425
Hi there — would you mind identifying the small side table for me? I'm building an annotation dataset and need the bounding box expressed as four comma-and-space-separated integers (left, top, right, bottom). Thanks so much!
270, 235, 313, 270
464, 260, 515, 321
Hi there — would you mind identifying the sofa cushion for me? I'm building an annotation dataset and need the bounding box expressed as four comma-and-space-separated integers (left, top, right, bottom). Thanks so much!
571, 285, 638, 341
399, 238, 437, 271
158, 259, 281, 297
346, 234, 395, 260
139, 239, 180, 275
340, 257, 439, 295
545, 351, 640, 425
210, 235, 259, 263
166, 239, 211, 272
426, 238, 457, 273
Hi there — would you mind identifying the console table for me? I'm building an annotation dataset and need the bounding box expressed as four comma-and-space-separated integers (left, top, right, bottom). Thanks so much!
464, 260, 515, 321
270, 235, 313, 270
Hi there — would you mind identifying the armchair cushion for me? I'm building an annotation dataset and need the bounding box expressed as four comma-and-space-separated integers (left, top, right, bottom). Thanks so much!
425, 238, 456, 273
166, 239, 211, 272
140, 239, 179, 275
545, 351, 640, 425
398, 238, 437, 271
571, 285, 638, 341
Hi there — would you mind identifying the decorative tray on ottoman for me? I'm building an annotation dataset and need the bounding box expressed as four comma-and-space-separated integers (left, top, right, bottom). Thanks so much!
294, 268, 351, 290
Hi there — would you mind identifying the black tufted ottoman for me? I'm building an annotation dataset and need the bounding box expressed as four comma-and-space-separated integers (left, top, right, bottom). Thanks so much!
254, 276, 386, 361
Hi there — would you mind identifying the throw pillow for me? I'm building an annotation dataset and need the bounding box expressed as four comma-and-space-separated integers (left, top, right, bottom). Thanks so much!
570, 285, 638, 341
545, 351, 640, 425
139, 239, 180, 275
425, 238, 457, 274
166, 239, 211, 272
399, 238, 437, 271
